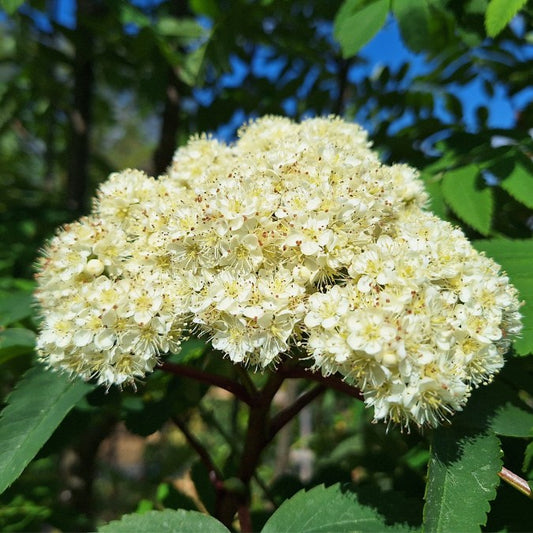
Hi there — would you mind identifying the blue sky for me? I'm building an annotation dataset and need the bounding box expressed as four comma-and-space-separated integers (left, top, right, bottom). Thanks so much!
4, 0, 533, 136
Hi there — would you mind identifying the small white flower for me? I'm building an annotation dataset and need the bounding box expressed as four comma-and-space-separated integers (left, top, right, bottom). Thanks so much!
35, 115, 522, 427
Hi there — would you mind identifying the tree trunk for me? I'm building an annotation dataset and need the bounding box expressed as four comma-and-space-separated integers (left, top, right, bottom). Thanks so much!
152, 72, 181, 176
66, 0, 96, 212
152, 2, 188, 176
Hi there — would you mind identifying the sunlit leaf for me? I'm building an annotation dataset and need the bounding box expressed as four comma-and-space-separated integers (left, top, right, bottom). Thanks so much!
473, 239, 533, 355
442, 165, 493, 235
334, 0, 391, 58
485, 0, 528, 37
0, 364, 93, 495
156, 17, 204, 41
423, 428, 502, 532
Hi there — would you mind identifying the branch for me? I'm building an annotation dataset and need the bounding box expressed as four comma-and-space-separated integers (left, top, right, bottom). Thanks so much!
498, 466, 533, 499
268, 384, 326, 442
171, 415, 223, 487
279, 365, 364, 401
237, 505, 253, 533
332, 57, 350, 116
159, 361, 254, 405
234, 364, 259, 398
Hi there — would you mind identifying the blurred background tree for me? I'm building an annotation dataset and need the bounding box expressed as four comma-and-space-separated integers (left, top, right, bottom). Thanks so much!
0, 0, 532, 531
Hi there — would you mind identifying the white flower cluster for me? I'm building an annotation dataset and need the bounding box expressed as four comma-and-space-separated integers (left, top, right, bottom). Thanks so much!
35, 116, 522, 427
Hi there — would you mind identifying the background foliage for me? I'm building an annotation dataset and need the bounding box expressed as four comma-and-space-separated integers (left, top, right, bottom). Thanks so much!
0, 0, 532, 531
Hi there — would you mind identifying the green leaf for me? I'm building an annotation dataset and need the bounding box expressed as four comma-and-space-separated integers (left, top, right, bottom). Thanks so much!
421, 174, 447, 220
500, 160, 533, 209
442, 165, 493, 235
189, 0, 221, 18
334, 0, 390, 58
98, 509, 230, 533
490, 402, 533, 437
167, 338, 208, 364
423, 428, 502, 533
262, 484, 413, 533
0, 0, 25, 15
0, 328, 36, 363
485, 0, 528, 37
0, 290, 34, 326
473, 239, 533, 355
179, 42, 209, 86
156, 17, 204, 40
0, 364, 93, 494
524, 437, 533, 475
119, 4, 151, 29
191, 461, 217, 515
454, 377, 533, 437
392, 0, 432, 53
155, 482, 199, 511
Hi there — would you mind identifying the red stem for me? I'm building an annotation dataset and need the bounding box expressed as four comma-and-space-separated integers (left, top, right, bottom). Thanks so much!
268, 384, 326, 442
279, 365, 364, 401
238, 504, 253, 533
171, 415, 223, 485
159, 361, 255, 405
498, 466, 533, 499
161, 355, 365, 529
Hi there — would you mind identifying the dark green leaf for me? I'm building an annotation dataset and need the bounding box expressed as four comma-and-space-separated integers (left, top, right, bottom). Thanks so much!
442, 165, 493, 235
98, 509, 230, 533
392, 0, 432, 53
444, 94, 463, 119
0, 364, 93, 494
524, 439, 533, 474
167, 338, 208, 364
262, 484, 413, 533
500, 160, 533, 209
485, 0, 528, 37
0, 290, 34, 326
454, 377, 533, 437
334, 0, 390, 58
189, 0, 221, 18
191, 461, 217, 515
490, 402, 533, 437
0, 327, 35, 363
473, 239, 533, 355
423, 428, 502, 532
155, 482, 199, 511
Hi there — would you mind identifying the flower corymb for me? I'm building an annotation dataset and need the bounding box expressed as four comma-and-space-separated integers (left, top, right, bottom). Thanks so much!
35, 115, 522, 427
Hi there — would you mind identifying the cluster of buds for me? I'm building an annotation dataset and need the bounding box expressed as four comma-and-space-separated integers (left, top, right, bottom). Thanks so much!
35, 116, 522, 427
